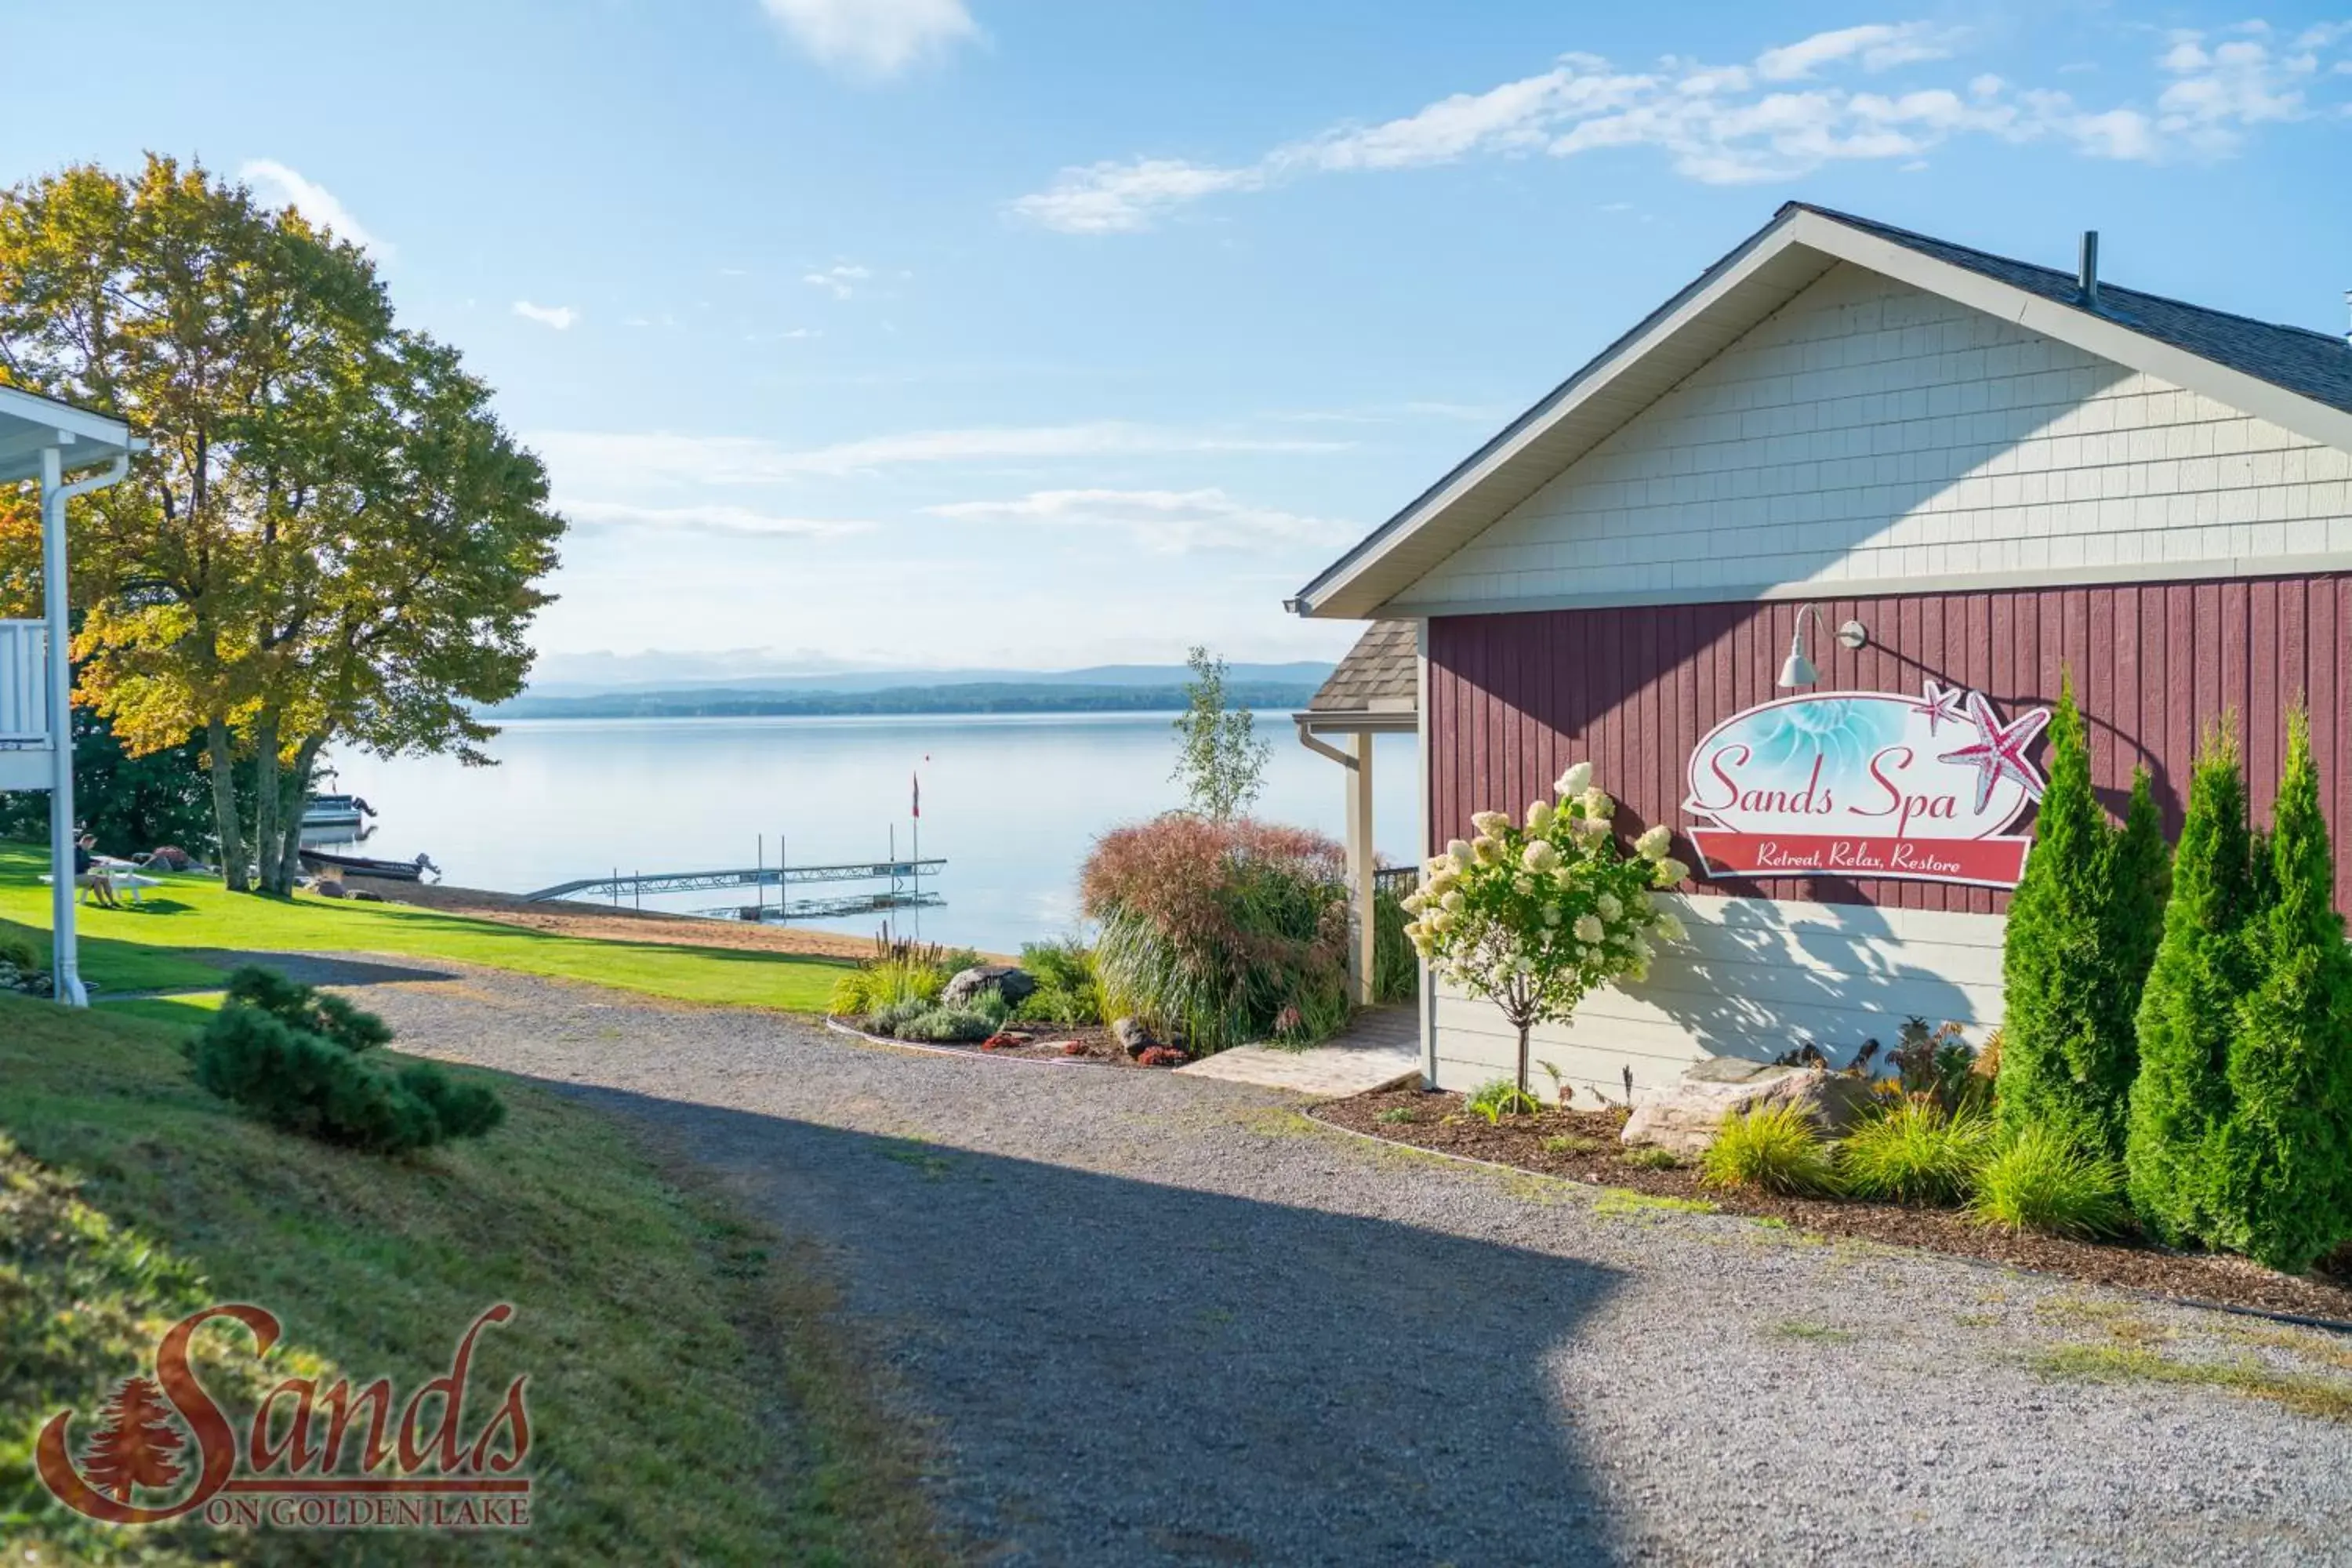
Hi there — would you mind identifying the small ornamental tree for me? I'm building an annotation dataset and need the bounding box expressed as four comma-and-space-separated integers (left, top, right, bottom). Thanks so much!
2208, 710, 2352, 1272
1170, 645, 1270, 822
2125, 726, 2254, 1245
1999, 677, 2134, 1158
1402, 761, 1690, 1098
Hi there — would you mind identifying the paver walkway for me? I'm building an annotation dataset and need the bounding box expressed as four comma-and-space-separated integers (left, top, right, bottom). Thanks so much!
338, 962, 2352, 1566
1173, 1004, 1423, 1096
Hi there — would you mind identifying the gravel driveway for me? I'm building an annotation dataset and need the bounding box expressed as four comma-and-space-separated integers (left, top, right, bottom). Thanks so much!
339, 962, 2351, 1566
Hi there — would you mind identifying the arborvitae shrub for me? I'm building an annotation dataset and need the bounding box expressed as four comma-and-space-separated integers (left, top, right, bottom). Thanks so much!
2125, 727, 2254, 1245
2108, 766, 2172, 1004
2000, 677, 2133, 1157
2208, 711, 2352, 1272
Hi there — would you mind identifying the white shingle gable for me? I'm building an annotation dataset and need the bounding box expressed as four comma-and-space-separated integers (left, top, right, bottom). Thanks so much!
1395, 263, 2352, 612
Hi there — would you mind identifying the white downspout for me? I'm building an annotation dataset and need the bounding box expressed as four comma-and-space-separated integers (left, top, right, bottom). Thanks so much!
41, 443, 132, 1007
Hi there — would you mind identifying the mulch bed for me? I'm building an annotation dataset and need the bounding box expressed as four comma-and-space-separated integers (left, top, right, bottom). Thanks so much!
1315, 1087, 2352, 1326
836, 1018, 1189, 1069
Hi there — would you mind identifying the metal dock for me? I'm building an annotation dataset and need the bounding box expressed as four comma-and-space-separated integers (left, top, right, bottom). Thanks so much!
524, 858, 944, 922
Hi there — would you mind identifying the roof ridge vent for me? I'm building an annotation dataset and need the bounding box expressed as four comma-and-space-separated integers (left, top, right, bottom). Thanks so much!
2078, 230, 2100, 311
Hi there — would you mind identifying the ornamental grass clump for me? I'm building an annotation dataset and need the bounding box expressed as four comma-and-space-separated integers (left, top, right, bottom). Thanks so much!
1968, 1126, 2129, 1240
1838, 1101, 1998, 1206
1699, 1104, 1842, 1196
1401, 760, 1690, 1097
1082, 815, 1352, 1054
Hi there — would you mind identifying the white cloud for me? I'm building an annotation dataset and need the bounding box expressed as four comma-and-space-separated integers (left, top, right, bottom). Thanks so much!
1012, 21, 2352, 230
1008, 159, 1267, 235
2151, 27, 2318, 154
925, 488, 1356, 554
802, 263, 873, 299
239, 160, 390, 257
528, 423, 1349, 486
1754, 22, 1958, 81
512, 300, 580, 330
559, 499, 870, 538
760, 0, 975, 78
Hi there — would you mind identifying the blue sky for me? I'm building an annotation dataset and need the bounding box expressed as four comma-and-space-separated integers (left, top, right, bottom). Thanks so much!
5, 1, 2350, 681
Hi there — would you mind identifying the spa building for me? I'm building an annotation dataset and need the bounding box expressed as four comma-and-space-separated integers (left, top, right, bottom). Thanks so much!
1290, 203, 2352, 1102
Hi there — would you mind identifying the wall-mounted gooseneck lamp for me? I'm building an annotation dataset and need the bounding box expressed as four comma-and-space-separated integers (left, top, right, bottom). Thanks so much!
1777, 604, 1871, 688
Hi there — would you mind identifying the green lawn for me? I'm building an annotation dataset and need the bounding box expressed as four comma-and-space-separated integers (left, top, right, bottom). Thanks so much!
2, 995, 942, 1565
0, 840, 849, 1010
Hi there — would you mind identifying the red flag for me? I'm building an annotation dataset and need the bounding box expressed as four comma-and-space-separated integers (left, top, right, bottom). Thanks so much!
911, 771, 920, 820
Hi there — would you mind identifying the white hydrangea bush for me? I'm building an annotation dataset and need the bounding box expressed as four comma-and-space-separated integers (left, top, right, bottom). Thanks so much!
1399, 760, 1690, 1098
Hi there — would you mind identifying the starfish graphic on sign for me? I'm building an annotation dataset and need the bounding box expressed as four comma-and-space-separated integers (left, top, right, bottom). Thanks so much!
1915, 681, 1969, 737
1936, 693, 2051, 814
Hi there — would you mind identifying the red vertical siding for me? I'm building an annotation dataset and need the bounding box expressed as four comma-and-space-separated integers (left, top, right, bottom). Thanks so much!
1426, 575, 2352, 918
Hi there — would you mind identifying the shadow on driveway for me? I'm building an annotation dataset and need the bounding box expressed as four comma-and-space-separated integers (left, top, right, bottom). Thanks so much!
565, 1080, 1630, 1566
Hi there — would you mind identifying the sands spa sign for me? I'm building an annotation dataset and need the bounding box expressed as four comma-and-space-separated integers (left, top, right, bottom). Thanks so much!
1682, 682, 2053, 888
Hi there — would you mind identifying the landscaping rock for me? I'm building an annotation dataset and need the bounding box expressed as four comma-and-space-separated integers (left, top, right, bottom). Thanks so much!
1621, 1058, 1878, 1156
942, 964, 1037, 1008
1111, 1016, 1156, 1058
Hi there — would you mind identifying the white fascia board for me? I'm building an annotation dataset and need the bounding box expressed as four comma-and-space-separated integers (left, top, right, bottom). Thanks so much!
1294, 213, 1823, 620
0, 387, 134, 482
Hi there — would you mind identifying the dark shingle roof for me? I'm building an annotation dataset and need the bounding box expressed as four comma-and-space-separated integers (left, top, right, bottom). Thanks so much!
1308, 620, 1417, 713
1793, 203, 2352, 417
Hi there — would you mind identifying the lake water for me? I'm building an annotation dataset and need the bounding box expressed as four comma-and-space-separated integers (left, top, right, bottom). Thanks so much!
325, 713, 1421, 956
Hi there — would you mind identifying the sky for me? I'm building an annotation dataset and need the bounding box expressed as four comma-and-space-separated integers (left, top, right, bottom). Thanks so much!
4, 1, 2350, 683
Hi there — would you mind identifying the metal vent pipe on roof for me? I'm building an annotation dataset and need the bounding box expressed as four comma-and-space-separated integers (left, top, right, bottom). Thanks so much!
2078, 230, 2100, 310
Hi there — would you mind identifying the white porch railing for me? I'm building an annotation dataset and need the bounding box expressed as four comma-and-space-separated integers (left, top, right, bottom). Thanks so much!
0, 619, 50, 746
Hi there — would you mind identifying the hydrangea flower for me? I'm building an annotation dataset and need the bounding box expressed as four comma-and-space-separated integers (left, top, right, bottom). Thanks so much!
1651, 858, 1689, 887
1471, 809, 1510, 837
1554, 760, 1593, 797
1573, 913, 1606, 943
1635, 824, 1673, 861
1523, 839, 1560, 873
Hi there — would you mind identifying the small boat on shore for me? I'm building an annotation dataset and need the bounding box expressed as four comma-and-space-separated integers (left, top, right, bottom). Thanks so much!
299, 848, 441, 883
300, 793, 377, 836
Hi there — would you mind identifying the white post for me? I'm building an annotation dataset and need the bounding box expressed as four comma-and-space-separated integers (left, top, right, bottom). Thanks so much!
1345, 728, 1376, 1005
40, 445, 85, 1006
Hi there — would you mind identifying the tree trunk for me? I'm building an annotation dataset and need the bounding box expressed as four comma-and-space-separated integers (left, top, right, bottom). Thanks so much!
250, 712, 281, 895
204, 717, 247, 891
271, 735, 325, 892
1515, 1019, 1532, 1098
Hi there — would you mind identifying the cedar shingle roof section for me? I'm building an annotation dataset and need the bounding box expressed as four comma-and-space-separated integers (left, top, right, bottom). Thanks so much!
1802, 204, 2352, 418
1308, 619, 1417, 713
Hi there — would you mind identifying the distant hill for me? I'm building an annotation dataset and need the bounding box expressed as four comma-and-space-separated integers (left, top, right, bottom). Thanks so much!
515, 658, 1336, 702
489, 677, 1329, 720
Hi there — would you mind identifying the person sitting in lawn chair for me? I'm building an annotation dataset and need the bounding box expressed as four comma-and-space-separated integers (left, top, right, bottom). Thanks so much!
74, 833, 122, 909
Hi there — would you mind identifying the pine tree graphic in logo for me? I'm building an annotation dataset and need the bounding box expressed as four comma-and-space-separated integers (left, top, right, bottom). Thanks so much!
77, 1375, 187, 1502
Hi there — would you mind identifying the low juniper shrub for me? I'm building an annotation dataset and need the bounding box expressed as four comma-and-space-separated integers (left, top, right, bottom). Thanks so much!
190, 1007, 441, 1155
223, 964, 393, 1052
188, 968, 502, 1156
398, 1062, 507, 1141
